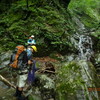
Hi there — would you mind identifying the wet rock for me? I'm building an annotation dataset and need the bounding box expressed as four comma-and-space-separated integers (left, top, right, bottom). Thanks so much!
56, 60, 100, 100
0, 51, 12, 68
95, 53, 100, 68
0, 87, 16, 100
94, 53, 100, 75
35, 74, 55, 100
40, 75, 55, 89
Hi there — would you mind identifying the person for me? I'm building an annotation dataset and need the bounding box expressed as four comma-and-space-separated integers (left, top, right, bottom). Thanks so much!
14, 45, 37, 100
27, 35, 36, 46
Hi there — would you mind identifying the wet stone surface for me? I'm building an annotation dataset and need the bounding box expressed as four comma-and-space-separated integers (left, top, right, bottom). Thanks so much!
0, 87, 16, 100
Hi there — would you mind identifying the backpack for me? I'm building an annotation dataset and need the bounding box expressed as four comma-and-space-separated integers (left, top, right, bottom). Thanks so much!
9, 45, 27, 69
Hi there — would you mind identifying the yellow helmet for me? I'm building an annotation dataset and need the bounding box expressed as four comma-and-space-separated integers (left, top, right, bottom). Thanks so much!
31, 45, 37, 52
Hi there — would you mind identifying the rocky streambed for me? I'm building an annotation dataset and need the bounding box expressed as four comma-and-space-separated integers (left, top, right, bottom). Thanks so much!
0, 51, 100, 100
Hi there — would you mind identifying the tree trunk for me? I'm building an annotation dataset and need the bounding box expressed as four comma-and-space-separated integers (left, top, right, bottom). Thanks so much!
26, 0, 29, 8
0, 75, 16, 89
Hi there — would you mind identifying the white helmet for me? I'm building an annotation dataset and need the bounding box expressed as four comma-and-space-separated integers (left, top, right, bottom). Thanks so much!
31, 35, 34, 38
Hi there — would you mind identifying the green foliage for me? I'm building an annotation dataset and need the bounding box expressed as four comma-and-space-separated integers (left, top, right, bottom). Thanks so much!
68, 0, 100, 29
0, 26, 5, 36
56, 61, 85, 100
92, 29, 100, 39
0, 0, 99, 53
0, 0, 71, 52
91, 27, 100, 51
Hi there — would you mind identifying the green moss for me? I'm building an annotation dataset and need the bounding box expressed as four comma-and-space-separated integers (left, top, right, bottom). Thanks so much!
0, 0, 100, 53
69, 0, 100, 29
56, 61, 85, 100
91, 29, 100, 39
56, 60, 100, 100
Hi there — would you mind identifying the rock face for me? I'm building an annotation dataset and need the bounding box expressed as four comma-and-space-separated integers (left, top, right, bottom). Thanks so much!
0, 51, 12, 68
56, 60, 100, 100
0, 87, 16, 100
95, 53, 100, 75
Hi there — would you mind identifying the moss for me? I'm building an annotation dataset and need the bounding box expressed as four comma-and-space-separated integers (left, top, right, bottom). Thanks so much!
56, 61, 84, 100
81, 16, 97, 28
69, 0, 100, 29
56, 60, 100, 100
0, 0, 100, 53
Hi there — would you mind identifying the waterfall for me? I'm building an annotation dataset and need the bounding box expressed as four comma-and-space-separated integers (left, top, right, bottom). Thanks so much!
71, 33, 93, 61
70, 16, 99, 100
78, 35, 93, 61
71, 16, 94, 61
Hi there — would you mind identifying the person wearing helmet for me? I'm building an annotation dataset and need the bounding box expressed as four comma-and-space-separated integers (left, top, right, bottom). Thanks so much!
27, 35, 36, 46
14, 45, 37, 100
31, 35, 34, 38
26, 45, 37, 65
27, 46, 38, 85
31, 45, 37, 52
27, 45, 37, 57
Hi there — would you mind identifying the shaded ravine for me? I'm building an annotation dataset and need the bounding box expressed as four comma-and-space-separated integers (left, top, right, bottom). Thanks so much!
0, 9, 99, 100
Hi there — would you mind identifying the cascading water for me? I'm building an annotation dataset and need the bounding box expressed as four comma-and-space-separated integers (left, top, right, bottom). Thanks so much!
78, 35, 93, 61
71, 33, 100, 100
70, 17, 100, 100
71, 16, 94, 61
71, 33, 94, 61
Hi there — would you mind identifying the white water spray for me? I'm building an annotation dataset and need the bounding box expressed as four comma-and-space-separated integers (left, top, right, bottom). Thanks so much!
71, 33, 93, 61
78, 35, 93, 60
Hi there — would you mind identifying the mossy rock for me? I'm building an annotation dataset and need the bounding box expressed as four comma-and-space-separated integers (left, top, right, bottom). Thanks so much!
56, 60, 100, 100
28, 94, 41, 100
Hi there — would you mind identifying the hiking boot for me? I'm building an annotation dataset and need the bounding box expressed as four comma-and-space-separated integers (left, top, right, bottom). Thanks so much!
13, 87, 19, 97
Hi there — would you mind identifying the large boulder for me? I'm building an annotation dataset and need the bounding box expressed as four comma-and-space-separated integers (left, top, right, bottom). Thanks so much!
56, 60, 100, 100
